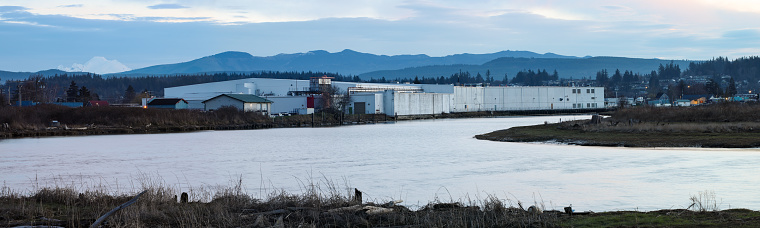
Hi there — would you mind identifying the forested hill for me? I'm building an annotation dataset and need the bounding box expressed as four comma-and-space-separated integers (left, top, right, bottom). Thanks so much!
115, 50, 579, 75
358, 57, 694, 80
0, 69, 88, 81
684, 56, 760, 82
8, 71, 353, 104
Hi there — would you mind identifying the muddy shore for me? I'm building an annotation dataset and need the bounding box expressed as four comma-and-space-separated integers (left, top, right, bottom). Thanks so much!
475, 120, 760, 148
0, 104, 603, 139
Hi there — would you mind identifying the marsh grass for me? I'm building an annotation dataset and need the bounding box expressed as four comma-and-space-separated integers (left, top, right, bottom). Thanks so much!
689, 190, 721, 212
4, 176, 760, 227
611, 102, 760, 123
1, 174, 564, 227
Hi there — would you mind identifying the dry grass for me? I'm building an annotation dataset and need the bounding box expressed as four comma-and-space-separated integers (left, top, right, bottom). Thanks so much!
564, 120, 760, 134
689, 190, 721, 212
611, 102, 760, 123
0, 105, 272, 131
5, 176, 758, 227
0, 175, 561, 227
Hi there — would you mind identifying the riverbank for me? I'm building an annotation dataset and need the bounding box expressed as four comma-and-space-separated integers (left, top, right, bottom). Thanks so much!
0, 104, 604, 139
476, 103, 760, 148
2, 186, 758, 227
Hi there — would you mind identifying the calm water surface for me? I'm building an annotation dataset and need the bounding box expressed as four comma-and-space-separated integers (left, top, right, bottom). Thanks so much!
2, 115, 759, 211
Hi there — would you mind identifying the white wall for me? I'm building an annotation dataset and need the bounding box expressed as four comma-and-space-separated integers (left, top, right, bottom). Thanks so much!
267, 96, 307, 114
203, 96, 244, 111
420, 84, 454, 93
350, 93, 384, 114
451, 87, 484, 112
452, 86, 604, 112
166, 78, 319, 100
187, 100, 205, 110
388, 92, 452, 116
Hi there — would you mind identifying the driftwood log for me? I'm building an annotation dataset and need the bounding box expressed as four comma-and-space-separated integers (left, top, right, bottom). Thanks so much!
89, 190, 148, 228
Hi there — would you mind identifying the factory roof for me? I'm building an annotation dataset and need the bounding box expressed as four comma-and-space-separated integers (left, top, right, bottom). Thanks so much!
203, 94, 273, 103
148, 98, 188, 105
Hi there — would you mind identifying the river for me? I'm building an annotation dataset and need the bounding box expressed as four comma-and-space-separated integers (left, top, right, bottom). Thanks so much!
2, 115, 759, 212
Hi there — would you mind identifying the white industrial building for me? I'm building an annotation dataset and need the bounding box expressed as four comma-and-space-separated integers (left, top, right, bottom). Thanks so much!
164, 77, 604, 116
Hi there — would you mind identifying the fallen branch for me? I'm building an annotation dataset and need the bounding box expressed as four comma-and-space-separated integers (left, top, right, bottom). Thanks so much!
90, 190, 148, 228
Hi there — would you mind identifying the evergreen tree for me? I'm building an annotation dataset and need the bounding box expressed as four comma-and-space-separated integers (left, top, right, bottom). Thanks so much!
647, 74, 660, 98
611, 69, 623, 86
658, 61, 681, 79
475, 72, 484, 83
706, 79, 721, 96
0, 87, 6, 107
123, 85, 136, 103
595, 69, 609, 86
727, 77, 737, 97
623, 70, 635, 83
79, 86, 91, 103
66, 81, 79, 102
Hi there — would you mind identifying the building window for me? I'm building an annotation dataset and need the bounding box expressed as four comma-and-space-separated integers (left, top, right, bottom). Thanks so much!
587, 103, 591, 108
586, 89, 590, 93
591, 89, 595, 93
573, 104, 576, 108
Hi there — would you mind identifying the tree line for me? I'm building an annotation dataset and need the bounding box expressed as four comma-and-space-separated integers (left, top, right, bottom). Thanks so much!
0, 71, 356, 105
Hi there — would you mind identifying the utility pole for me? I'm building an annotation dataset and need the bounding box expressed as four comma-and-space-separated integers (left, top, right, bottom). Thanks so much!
17, 83, 22, 106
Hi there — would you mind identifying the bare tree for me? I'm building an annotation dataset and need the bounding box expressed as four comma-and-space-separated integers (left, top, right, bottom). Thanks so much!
319, 85, 351, 113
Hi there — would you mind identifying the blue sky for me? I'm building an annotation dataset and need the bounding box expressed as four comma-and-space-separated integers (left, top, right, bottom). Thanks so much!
1, 0, 760, 74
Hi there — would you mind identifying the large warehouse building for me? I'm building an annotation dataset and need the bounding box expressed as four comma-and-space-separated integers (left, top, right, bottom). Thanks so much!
164, 77, 604, 116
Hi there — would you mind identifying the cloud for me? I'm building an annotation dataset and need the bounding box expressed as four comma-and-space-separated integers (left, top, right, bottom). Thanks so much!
147, 4, 189, 10
723, 29, 760, 39
58, 4, 83, 8
138, 16, 211, 23
57, 57, 131, 74
0, 6, 29, 12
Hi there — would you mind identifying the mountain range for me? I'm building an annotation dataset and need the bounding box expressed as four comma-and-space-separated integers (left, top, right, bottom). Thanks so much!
115, 49, 580, 76
358, 57, 693, 80
1, 50, 697, 81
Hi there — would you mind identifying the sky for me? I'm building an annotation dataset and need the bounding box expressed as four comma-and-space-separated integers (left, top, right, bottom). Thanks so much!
1, 0, 760, 74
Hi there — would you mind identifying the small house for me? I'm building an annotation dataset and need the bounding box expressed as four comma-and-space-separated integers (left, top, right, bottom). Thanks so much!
682, 94, 710, 105
674, 99, 691, 106
648, 94, 670, 107
147, 98, 189, 109
202, 94, 273, 114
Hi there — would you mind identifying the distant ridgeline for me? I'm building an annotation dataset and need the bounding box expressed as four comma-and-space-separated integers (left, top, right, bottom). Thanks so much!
357, 57, 695, 81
